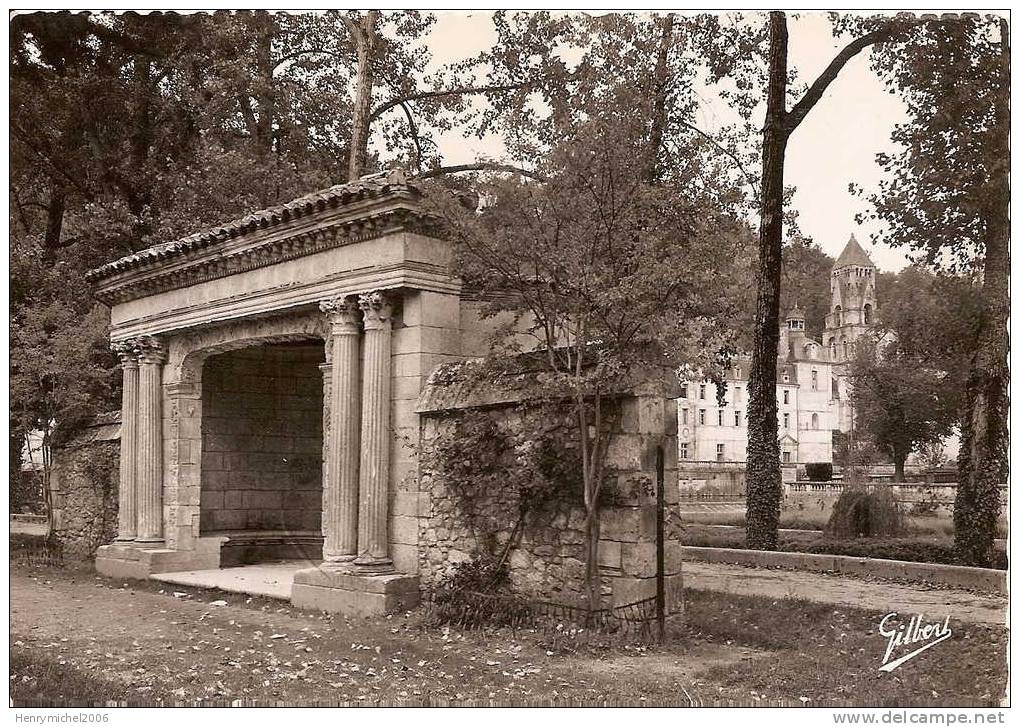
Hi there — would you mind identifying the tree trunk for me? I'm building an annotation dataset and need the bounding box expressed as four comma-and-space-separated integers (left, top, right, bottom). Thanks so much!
745, 12, 789, 551
584, 509, 601, 615
953, 20, 1010, 568
893, 450, 907, 483
645, 13, 674, 183
347, 11, 380, 181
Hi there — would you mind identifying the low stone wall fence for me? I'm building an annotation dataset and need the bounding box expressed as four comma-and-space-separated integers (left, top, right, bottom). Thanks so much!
416, 361, 684, 611
684, 546, 1007, 594
48, 413, 122, 559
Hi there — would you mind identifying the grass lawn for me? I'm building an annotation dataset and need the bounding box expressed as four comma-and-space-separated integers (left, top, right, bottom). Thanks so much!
9, 560, 1008, 707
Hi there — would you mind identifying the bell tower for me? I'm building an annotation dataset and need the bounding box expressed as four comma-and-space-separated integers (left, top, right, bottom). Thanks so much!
824, 233, 877, 364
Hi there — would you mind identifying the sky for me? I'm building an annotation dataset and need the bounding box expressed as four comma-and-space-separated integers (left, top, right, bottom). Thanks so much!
421, 11, 917, 272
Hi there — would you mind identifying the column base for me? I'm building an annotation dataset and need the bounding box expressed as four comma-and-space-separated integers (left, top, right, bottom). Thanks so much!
95, 539, 223, 580
351, 555, 395, 575
134, 538, 166, 549
291, 566, 419, 617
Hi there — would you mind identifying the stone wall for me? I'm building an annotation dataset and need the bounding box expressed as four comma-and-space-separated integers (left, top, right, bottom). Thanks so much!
199, 344, 324, 533
49, 413, 121, 559
416, 363, 683, 610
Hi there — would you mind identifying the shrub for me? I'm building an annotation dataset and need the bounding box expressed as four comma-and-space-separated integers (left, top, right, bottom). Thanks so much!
426, 555, 523, 628
825, 485, 904, 539
804, 462, 833, 482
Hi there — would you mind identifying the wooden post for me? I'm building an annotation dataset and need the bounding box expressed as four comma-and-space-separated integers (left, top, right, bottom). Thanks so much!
655, 444, 665, 643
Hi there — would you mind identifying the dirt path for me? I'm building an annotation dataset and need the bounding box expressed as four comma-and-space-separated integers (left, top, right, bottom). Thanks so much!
9, 567, 750, 705
684, 561, 1007, 627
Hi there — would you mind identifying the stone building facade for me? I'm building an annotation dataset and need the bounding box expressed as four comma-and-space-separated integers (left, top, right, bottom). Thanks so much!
82, 169, 682, 616
678, 234, 879, 468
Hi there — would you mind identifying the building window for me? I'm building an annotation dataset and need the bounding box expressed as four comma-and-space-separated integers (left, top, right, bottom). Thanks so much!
782, 451, 792, 463
811, 370, 818, 390
679, 384, 688, 399
699, 384, 706, 400
783, 390, 789, 405
716, 443, 725, 462
783, 413, 790, 429
733, 366, 741, 379
734, 386, 742, 403
864, 303, 873, 325
717, 410, 724, 426
834, 305, 842, 327
734, 411, 742, 427
681, 409, 688, 425
680, 443, 689, 460
699, 409, 706, 425
811, 413, 819, 429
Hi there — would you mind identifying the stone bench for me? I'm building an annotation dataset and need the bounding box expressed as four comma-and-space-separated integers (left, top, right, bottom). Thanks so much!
207, 530, 324, 567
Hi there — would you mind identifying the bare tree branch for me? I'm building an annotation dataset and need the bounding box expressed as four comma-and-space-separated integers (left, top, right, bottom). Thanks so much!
369, 79, 540, 122
785, 21, 917, 133
414, 163, 547, 182
670, 120, 761, 201
398, 100, 424, 173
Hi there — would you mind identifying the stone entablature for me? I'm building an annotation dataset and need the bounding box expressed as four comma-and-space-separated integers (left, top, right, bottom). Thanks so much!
93, 170, 457, 343
88, 170, 436, 304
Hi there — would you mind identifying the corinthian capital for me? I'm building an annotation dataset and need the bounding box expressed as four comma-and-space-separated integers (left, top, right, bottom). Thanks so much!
319, 295, 361, 333
111, 340, 139, 367
135, 335, 167, 365
358, 291, 394, 330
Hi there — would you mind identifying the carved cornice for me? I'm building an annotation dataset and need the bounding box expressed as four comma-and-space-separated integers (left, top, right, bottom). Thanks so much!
94, 207, 443, 306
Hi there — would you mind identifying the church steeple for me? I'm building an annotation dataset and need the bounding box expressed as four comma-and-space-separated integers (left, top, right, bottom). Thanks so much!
833, 233, 875, 270
824, 233, 878, 363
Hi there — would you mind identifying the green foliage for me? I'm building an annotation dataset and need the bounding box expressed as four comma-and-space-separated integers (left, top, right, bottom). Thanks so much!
425, 406, 584, 553
825, 486, 904, 539
804, 463, 833, 482
852, 15, 1008, 566
848, 337, 958, 479
10, 302, 119, 446
426, 554, 520, 628
855, 16, 1006, 272
780, 236, 834, 341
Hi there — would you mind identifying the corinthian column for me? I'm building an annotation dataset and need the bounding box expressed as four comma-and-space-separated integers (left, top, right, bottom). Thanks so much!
319, 296, 362, 566
135, 336, 166, 545
354, 291, 394, 572
113, 341, 139, 541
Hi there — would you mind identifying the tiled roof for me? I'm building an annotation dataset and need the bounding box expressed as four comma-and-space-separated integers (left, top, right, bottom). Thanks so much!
833, 233, 875, 269
87, 169, 417, 282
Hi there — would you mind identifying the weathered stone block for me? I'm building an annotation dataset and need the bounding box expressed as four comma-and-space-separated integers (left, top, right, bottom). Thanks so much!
597, 540, 622, 570
389, 515, 418, 545
291, 568, 420, 617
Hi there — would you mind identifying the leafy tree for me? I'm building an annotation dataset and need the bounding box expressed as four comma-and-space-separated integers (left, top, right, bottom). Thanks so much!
876, 265, 981, 388
857, 15, 1008, 566
704, 11, 921, 550
848, 337, 957, 481
427, 108, 747, 609
780, 236, 834, 340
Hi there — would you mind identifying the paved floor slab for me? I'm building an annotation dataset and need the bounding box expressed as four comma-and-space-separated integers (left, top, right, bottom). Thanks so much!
151, 560, 314, 600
